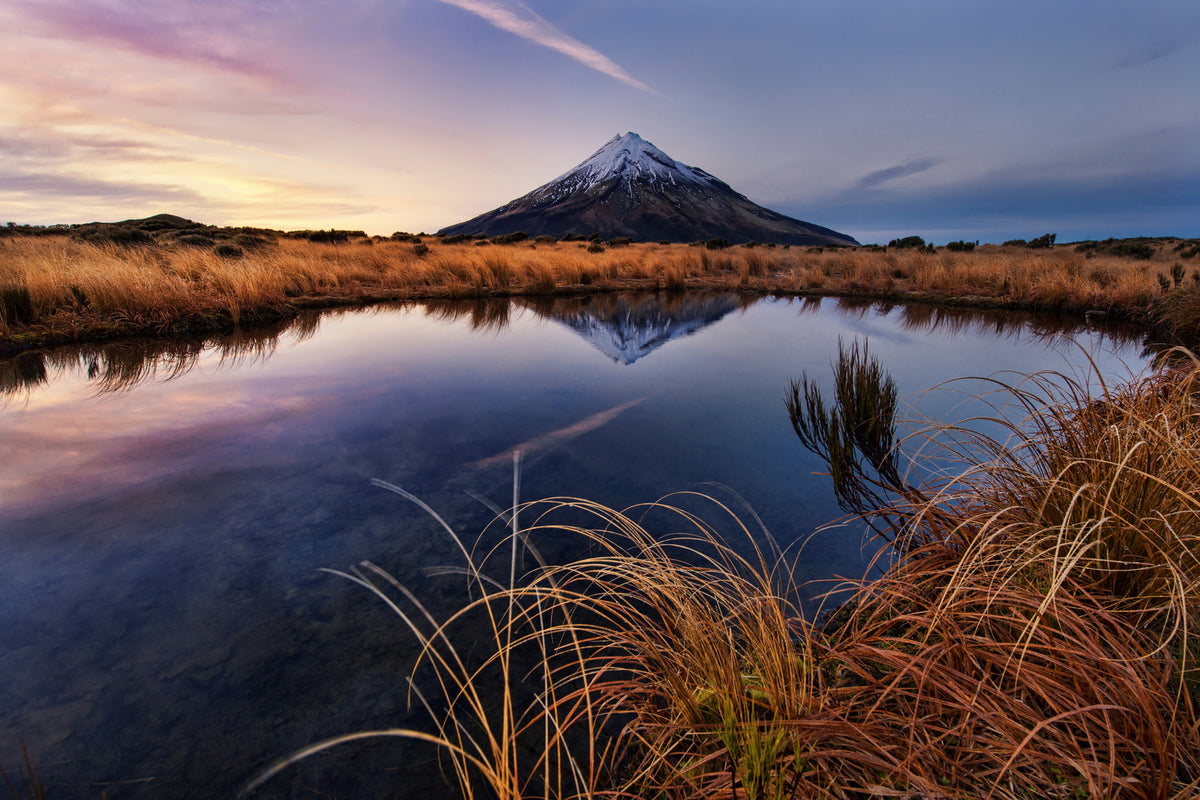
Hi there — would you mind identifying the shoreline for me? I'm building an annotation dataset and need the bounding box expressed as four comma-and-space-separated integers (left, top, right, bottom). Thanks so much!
4, 232, 1198, 795
0, 283, 1151, 359
2, 234, 1196, 356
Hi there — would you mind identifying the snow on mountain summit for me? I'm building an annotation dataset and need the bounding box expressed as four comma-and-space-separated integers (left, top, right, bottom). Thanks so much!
546, 132, 714, 194
438, 133, 859, 246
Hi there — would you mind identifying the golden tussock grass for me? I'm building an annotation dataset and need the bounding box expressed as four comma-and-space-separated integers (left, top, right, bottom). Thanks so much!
244, 349, 1200, 799
2, 234, 1194, 348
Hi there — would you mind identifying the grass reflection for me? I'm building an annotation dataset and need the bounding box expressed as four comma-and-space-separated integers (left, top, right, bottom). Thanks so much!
0, 296, 1150, 403
0, 316, 315, 402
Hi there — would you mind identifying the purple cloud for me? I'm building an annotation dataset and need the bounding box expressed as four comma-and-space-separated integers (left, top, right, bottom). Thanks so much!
0, 170, 206, 203
1113, 25, 1200, 68
435, 0, 658, 94
853, 157, 941, 190
15, 0, 296, 85
0, 131, 179, 162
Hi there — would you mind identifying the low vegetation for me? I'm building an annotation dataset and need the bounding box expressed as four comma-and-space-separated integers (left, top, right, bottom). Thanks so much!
6, 216, 1199, 796
2, 222, 1199, 353
246, 345, 1200, 799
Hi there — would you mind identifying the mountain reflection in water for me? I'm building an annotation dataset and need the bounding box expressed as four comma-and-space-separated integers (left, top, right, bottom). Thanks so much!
535, 293, 743, 365
0, 294, 1148, 401
0, 294, 1155, 800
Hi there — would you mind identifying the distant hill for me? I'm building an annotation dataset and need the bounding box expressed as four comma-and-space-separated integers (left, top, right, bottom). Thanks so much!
0, 214, 371, 247
438, 132, 859, 247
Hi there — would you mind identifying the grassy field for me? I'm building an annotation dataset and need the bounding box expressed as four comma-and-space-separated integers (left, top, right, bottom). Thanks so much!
2, 232, 1199, 354
245, 346, 1200, 799
4, 227, 1200, 796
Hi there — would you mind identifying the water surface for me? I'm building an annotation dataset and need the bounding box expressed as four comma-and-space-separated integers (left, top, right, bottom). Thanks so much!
0, 294, 1147, 798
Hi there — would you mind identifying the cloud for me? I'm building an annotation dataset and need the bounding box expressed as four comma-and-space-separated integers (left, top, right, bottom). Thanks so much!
435, 0, 658, 94
0, 129, 178, 163
1113, 25, 1200, 68
0, 170, 207, 204
787, 162, 1200, 244
14, 0, 294, 85
853, 157, 941, 190
774, 125, 1200, 237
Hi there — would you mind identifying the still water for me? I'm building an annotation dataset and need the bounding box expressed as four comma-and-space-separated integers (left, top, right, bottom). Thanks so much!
0, 294, 1147, 798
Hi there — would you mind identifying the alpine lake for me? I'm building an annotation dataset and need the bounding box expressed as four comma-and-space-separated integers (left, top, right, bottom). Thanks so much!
0, 293, 1151, 798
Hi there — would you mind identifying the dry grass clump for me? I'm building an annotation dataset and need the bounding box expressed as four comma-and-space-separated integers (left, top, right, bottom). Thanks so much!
947, 362, 1200, 627
247, 350, 1199, 799
556, 529, 1189, 797
783, 345, 1200, 795
14, 239, 195, 323
779, 246, 1166, 314
1151, 286, 1200, 346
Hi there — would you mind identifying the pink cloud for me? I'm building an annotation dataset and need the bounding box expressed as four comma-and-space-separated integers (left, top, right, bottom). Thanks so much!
435, 0, 658, 95
15, 0, 296, 85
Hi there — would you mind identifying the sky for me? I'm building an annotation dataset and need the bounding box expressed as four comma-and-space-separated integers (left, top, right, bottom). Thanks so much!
2, 0, 1198, 244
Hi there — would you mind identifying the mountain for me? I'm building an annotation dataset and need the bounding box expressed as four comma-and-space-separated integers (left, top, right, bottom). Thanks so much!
439, 132, 859, 246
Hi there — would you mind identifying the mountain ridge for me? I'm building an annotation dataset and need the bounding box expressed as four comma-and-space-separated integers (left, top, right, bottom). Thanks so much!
439, 133, 859, 247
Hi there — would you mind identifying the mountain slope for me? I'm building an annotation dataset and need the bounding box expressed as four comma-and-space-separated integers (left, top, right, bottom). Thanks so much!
439, 133, 858, 246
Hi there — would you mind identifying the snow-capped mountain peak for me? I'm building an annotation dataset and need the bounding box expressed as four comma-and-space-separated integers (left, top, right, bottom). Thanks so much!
548, 132, 714, 194
438, 133, 860, 246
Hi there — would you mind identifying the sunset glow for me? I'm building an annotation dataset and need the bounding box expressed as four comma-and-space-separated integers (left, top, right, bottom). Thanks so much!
2, 0, 1197, 242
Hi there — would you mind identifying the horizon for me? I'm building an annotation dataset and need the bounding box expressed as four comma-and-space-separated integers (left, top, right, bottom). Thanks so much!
2, 1, 1198, 243
9, 211, 1189, 248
